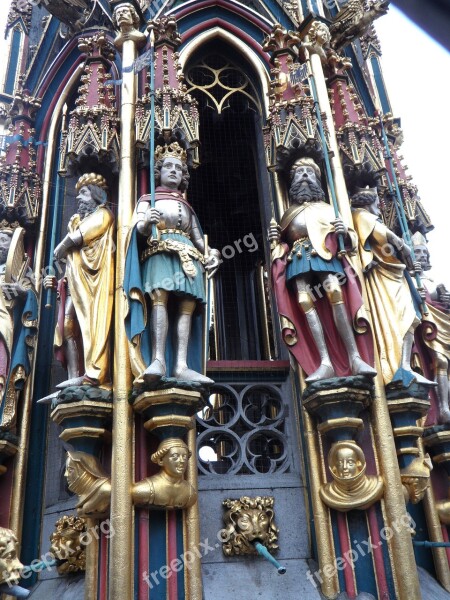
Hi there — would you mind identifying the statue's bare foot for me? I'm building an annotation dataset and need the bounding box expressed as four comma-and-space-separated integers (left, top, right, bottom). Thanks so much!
351, 356, 377, 378
56, 376, 85, 389
305, 363, 335, 383
143, 359, 166, 382
174, 367, 214, 385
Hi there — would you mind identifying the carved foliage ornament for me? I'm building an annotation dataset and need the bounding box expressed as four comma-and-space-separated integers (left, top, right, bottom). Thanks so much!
222, 496, 279, 556
0, 528, 23, 586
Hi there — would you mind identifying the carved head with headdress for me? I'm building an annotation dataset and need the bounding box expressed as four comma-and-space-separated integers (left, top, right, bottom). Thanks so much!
401, 455, 433, 504
329, 440, 366, 483
65, 450, 109, 495
0, 527, 23, 586
151, 438, 191, 479
74, 173, 109, 219
154, 142, 190, 192
411, 231, 431, 271
288, 157, 325, 204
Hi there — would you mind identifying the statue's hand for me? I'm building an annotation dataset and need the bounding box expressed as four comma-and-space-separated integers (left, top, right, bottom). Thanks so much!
331, 218, 347, 237
413, 261, 423, 274
147, 208, 161, 225
43, 275, 57, 291
417, 287, 427, 300
205, 249, 221, 279
268, 222, 281, 244
438, 287, 450, 305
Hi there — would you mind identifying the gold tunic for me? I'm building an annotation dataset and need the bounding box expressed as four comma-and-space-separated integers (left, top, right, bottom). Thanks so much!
352, 209, 419, 385
65, 206, 115, 384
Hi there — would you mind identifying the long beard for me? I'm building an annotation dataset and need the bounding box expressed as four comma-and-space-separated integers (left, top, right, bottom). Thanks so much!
289, 178, 325, 203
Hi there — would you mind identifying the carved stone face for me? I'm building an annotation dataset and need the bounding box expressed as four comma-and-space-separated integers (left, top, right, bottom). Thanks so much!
414, 245, 430, 270
234, 509, 271, 544
64, 456, 79, 490
334, 447, 360, 479
77, 186, 98, 219
160, 158, 183, 190
313, 23, 330, 46
0, 232, 12, 265
291, 165, 317, 188
367, 197, 382, 218
402, 476, 429, 504
115, 4, 134, 27
159, 446, 189, 478
0, 528, 23, 585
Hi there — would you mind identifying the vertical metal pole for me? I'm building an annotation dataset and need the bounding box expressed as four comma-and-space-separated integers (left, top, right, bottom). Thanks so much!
110, 14, 145, 600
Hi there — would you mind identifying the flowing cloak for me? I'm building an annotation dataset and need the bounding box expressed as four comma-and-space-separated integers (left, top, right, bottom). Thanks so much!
124, 187, 204, 380
53, 278, 84, 374
352, 208, 421, 385
65, 205, 114, 384
271, 202, 374, 376
0, 289, 38, 429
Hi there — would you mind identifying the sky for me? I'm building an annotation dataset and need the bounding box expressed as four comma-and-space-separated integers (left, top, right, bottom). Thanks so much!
0, 2, 448, 281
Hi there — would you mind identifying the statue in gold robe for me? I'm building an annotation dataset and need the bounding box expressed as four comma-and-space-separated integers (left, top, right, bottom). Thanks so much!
351, 188, 431, 387
46, 173, 115, 388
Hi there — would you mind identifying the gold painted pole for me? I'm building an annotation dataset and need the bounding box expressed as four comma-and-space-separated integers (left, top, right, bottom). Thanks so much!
109, 12, 145, 600
185, 426, 203, 600
305, 30, 421, 600
296, 366, 339, 598
84, 518, 99, 600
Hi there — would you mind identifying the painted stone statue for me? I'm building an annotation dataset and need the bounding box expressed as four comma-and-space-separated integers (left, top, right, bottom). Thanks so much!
351, 187, 432, 387
65, 450, 111, 518
0, 228, 38, 431
319, 441, 383, 511
124, 142, 220, 385
401, 454, 432, 504
0, 527, 24, 587
412, 232, 450, 422
269, 157, 375, 382
44, 173, 115, 388
133, 438, 197, 509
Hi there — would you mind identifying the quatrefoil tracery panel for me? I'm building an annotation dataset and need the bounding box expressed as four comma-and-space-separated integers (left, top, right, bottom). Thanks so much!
196, 384, 289, 476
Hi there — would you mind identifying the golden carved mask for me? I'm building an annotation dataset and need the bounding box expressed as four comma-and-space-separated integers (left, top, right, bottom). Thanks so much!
222, 496, 279, 556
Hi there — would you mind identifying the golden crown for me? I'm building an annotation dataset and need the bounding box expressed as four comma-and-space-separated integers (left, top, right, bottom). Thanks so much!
75, 173, 108, 191
155, 142, 187, 163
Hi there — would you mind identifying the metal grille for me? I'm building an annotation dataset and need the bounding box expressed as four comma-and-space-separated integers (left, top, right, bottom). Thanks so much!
196, 384, 289, 476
